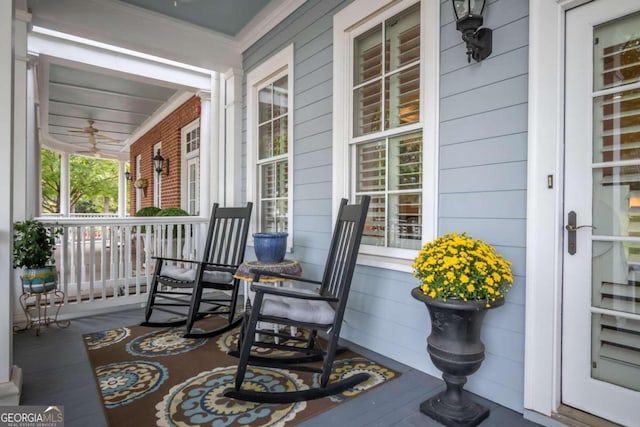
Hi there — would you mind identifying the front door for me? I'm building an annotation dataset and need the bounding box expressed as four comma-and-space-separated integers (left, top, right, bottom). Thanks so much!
564, 1, 640, 425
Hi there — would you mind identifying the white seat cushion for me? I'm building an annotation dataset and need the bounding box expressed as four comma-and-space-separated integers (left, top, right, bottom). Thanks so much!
261, 289, 335, 325
161, 265, 233, 284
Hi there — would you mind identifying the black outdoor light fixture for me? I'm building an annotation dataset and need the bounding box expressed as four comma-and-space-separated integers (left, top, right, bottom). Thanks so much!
153, 149, 169, 176
452, 0, 492, 63
125, 170, 131, 181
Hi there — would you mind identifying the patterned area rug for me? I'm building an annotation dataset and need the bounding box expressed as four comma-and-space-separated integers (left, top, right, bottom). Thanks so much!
84, 316, 399, 427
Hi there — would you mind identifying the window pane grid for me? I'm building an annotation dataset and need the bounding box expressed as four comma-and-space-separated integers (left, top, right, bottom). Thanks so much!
351, 3, 422, 251
353, 5, 420, 137
355, 131, 422, 250
256, 71, 289, 233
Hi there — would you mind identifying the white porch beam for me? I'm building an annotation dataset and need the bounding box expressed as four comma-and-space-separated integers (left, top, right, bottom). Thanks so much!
28, 31, 212, 91
27, 0, 241, 72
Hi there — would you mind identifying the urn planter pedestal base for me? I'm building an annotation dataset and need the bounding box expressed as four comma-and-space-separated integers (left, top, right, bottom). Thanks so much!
411, 287, 503, 427
419, 382, 489, 427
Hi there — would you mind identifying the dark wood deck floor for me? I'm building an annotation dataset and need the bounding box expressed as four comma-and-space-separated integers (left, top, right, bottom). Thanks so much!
13, 309, 541, 427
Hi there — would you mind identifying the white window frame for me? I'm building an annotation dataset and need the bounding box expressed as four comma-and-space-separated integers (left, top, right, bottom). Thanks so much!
181, 118, 201, 215
153, 142, 162, 208
333, 0, 439, 271
246, 44, 294, 249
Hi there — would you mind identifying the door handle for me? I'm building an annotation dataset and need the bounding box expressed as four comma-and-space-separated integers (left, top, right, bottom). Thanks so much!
566, 211, 596, 255
565, 224, 597, 232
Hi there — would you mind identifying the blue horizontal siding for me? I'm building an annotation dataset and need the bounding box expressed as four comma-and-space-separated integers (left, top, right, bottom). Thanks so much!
242, 0, 530, 413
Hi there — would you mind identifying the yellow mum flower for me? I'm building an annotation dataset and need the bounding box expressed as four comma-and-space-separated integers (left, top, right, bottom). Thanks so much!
412, 232, 514, 302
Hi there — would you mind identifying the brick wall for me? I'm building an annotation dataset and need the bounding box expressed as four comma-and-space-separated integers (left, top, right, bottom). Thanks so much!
129, 96, 200, 215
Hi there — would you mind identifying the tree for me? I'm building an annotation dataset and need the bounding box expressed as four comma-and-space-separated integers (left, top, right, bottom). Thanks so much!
41, 149, 122, 214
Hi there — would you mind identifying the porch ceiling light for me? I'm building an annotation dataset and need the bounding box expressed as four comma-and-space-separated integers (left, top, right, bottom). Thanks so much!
451, 0, 492, 63
153, 149, 169, 176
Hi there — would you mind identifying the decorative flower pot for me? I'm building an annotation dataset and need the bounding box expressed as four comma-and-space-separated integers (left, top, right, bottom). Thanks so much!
253, 232, 288, 263
21, 266, 58, 293
411, 287, 504, 427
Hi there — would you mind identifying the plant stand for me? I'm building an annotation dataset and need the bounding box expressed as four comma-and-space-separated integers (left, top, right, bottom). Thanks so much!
14, 278, 71, 336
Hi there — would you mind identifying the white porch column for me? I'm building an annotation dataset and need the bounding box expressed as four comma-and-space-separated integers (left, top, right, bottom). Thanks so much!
60, 152, 70, 216
197, 88, 213, 215
222, 68, 243, 206
117, 160, 127, 217
1, 0, 24, 405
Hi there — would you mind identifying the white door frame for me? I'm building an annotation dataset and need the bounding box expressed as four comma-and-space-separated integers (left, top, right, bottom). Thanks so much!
525, 0, 592, 419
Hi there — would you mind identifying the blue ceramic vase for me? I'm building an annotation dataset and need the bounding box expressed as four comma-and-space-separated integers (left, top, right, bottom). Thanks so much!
253, 232, 288, 263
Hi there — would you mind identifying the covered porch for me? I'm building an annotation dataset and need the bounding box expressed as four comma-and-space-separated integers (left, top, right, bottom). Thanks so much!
14, 309, 538, 427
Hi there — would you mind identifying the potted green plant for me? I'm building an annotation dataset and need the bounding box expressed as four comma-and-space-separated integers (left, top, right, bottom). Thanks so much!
411, 232, 513, 426
13, 219, 63, 292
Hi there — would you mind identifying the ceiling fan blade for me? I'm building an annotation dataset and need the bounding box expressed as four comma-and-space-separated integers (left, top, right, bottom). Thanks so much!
94, 132, 121, 143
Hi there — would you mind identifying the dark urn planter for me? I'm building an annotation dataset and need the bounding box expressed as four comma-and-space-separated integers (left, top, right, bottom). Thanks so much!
253, 232, 288, 263
411, 287, 504, 427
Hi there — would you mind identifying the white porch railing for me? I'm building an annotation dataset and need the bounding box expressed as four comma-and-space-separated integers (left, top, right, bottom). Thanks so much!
14, 216, 208, 321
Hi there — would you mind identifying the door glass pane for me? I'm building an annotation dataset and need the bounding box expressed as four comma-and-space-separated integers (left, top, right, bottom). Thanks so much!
591, 11, 640, 393
593, 12, 640, 91
591, 313, 640, 392
593, 89, 640, 164
592, 240, 640, 316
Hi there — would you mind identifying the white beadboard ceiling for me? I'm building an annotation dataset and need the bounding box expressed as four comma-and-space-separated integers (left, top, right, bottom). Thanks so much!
26, 0, 280, 159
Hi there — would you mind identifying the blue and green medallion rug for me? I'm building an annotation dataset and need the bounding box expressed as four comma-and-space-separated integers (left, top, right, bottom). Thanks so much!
83, 316, 399, 427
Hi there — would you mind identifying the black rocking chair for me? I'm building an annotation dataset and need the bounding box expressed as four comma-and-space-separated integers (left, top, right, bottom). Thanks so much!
224, 196, 370, 403
141, 202, 252, 338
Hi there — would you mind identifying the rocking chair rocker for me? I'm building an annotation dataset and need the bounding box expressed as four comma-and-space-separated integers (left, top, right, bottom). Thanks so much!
141, 202, 252, 338
224, 196, 370, 403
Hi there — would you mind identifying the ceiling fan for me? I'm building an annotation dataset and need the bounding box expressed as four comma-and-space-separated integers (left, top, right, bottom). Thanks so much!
68, 119, 121, 157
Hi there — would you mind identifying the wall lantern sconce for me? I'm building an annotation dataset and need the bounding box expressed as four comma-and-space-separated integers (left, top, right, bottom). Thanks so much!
125, 171, 131, 181
153, 149, 169, 176
452, 0, 492, 63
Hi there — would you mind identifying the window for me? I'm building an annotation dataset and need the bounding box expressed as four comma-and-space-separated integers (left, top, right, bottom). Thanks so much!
182, 119, 200, 215
247, 45, 294, 246
334, 0, 438, 265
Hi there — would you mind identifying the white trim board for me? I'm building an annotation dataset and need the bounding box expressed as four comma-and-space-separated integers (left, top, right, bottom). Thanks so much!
524, 0, 590, 418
